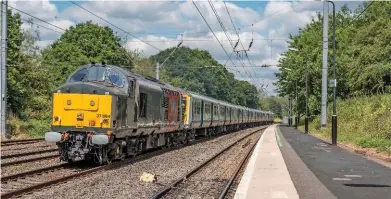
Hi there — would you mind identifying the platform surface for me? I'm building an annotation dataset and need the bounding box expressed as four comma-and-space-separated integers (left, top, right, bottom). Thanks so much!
234, 125, 391, 199
234, 124, 299, 199
279, 125, 391, 199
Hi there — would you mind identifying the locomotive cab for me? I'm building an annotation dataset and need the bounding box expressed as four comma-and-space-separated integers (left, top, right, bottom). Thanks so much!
45, 63, 136, 164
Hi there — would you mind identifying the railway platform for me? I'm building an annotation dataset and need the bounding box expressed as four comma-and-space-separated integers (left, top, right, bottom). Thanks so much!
234, 125, 391, 199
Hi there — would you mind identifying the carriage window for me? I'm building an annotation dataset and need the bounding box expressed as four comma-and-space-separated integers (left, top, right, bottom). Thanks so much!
213, 105, 218, 117
205, 103, 211, 120
68, 68, 88, 83
139, 93, 147, 118
192, 100, 201, 119
197, 101, 201, 115
219, 106, 224, 118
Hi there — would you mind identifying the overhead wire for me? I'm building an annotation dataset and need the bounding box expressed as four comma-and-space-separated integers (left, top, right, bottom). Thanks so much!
223, 1, 263, 88
343, 1, 374, 29
69, 0, 161, 52
192, 1, 238, 76
208, 0, 234, 48
206, 0, 249, 81
20, 18, 64, 34
224, 1, 260, 86
7, 4, 66, 32
208, 0, 257, 85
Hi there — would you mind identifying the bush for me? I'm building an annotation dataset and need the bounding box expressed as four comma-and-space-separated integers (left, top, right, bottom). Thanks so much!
8, 118, 50, 138
307, 94, 391, 154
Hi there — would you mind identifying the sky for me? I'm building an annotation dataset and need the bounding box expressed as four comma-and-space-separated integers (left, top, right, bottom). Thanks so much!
8, 0, 363, 96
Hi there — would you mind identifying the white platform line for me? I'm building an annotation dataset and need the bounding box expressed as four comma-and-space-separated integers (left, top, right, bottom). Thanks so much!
344, 175, 362, 178
233, 127, 267, 199
333, 178, 352, 181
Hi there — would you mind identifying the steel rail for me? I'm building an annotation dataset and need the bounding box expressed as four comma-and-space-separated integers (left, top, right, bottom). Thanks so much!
218, 137, 258, 199
1, 165, 103, 199
1, 144, 54, 152
1, 154, 59, 167
1, 138, 44, 144
1, 163, 69, 182
1, 148, 58, 159
148, 126, 266, 199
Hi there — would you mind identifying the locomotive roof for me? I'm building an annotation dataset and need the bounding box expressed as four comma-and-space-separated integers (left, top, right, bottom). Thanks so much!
87, 64, 181, 92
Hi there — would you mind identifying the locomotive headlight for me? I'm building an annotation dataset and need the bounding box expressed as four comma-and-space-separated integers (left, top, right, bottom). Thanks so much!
101, 119, 109, 125
54, 116, 61, 122
67, 100, 71, 105
91, 135, 109, 145
45, 132, 62, 142
77, 112, 84, 119
90, 100, 95, 106
89, 120, 96, 126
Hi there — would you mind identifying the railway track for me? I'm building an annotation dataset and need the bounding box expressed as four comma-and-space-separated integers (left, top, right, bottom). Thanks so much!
1, 148, 58, 159
0, 126, 267, 199
1, 142, 59, 167
148, 127, 263, 199
1, 154, 59, 167
1, 138, 44, 146
1, 163, 96, 199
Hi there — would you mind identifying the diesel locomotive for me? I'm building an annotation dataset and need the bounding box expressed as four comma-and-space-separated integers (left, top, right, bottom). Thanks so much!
45, 63, 274, 164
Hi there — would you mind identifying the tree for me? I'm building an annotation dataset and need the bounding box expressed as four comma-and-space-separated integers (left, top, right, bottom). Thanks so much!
41, 21, 132, 87
150, 46, 260, 108
275, 2, 391, 116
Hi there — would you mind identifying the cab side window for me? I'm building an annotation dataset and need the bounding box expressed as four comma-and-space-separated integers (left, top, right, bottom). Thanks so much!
128, 80, 134, 97
68, 68, 87, 83
139, 93, 147, 118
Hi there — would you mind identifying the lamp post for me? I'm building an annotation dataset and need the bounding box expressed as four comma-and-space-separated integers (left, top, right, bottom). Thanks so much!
295, 80, 298, 129
156, 41, 183, 80
288, 96, 292, 126
288, 48, 309, 133
281, 79, 292, 126
328, 0, 337, 145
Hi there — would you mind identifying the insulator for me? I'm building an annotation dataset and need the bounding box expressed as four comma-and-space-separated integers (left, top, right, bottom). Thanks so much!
234, 41, 239, 50
177, 41, 183, 47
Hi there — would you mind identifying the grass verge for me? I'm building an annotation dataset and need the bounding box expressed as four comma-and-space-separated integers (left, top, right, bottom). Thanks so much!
301, 94, 391, 156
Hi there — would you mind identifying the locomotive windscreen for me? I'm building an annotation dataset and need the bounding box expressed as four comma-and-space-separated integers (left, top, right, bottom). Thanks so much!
68, 65, 126, 88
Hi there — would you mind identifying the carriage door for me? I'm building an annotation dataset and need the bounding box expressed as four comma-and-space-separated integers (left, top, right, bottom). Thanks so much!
126, 78, 136, 128
164, 89, 179, 125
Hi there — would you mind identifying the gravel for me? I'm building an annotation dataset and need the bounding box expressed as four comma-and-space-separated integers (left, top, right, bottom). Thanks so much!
23, 126, 266, 199
1, 142, 57, 157
225, 144, 255, 199
1, 155, 64, 177
1, 166, 86, 194
162, 131, 262, 199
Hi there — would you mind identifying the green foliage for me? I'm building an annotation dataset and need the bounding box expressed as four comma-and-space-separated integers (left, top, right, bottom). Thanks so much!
276, 2, 391, 116
7, 20, 133, 137
259, 96, 287, 118
304, 94, 391, 154
128, 49, 156, 77
41, 21, 132, 86
151, 46, 260, 108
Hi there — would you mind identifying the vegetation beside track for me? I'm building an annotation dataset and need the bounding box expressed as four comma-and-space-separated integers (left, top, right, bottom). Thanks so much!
299, 94, 391, 155
4, 12, 263, 138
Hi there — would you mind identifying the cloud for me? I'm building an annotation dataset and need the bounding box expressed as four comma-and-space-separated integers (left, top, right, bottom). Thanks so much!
8, 0, 363, 95
11, 0, 74, 40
